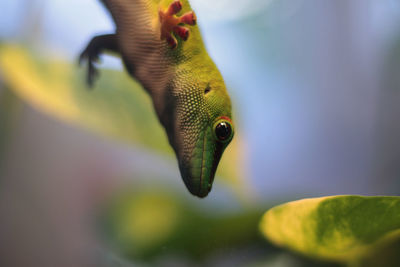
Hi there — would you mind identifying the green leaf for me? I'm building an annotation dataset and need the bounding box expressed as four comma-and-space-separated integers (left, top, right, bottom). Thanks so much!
0, 88, 22, 166
0, 45, 171, 152
101, 188, 267, 261
259, 195, 400, 263
354, 229, 400, 267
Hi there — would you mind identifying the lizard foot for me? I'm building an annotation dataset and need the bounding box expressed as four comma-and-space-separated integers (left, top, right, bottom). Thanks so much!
79, 41, 101, 87
159, 0, 196, 49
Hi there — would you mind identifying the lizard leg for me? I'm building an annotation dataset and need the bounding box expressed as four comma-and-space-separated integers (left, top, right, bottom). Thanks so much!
79, 34, 118, 87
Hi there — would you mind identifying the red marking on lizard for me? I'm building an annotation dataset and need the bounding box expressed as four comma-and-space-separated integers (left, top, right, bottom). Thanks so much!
218, 116, 233, 124
159, 0, 197, 49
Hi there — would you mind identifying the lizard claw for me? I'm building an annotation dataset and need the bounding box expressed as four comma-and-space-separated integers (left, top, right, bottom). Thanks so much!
159, 0, 196, 49
173, 26, 189, 41
79, 43, 101, 88
180, 12, 196, 25
166, 0, 182, 16
165, 34, 178, 49
87, 59, 99, 87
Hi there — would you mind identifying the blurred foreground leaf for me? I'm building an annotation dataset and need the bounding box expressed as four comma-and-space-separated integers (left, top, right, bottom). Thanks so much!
260, 196, 400, 266
101, 189, 270, 263
355, 229, 400, 267
0, 44, 251, 199
0, 87, 22, 166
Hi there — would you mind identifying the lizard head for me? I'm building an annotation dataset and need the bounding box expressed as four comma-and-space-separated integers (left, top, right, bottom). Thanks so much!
162, 64, 234, 198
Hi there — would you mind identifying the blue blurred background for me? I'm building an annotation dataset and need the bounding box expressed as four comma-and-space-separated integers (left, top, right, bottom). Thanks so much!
1, 0, 400, 266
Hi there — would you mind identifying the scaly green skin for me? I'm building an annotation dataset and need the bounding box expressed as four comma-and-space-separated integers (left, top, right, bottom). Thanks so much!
80, 0, 233, 197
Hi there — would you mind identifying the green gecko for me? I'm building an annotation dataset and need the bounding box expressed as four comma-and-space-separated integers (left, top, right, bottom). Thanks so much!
79, 0, 234, 198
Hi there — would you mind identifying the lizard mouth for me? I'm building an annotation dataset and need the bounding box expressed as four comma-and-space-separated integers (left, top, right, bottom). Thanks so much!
178, 126, 224, 198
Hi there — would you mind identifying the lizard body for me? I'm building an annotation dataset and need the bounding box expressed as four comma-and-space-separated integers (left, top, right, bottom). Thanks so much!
80, 0, 234, 198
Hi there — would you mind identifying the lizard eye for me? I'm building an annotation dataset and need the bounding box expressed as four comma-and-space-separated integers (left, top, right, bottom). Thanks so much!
213, 119, 233, 143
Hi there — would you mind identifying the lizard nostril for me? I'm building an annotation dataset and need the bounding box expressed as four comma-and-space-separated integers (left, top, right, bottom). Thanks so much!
204, 85, 211, 94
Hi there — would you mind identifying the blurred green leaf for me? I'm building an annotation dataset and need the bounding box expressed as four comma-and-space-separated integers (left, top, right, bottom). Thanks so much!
101, 188, 269, 262
0, 44, 252, 199
0, 87, 22, 167
259, 196, 400, 264
0, 44, 170, 152
354, 229, 400, 267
